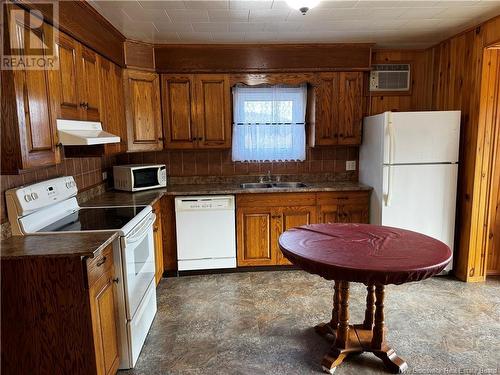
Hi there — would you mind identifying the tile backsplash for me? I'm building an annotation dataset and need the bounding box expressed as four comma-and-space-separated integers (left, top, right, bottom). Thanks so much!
117, 147, 358, 178
0, 156, 116, 223
1, 146, 357, 224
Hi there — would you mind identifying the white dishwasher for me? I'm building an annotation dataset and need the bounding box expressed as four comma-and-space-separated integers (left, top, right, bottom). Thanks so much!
175, 195, 236, 271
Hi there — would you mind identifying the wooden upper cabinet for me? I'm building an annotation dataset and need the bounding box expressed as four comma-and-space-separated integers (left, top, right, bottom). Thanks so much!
79, 46, 101, 121
338, 72, 363, 145
98, 57, 127, 154
162, 73, 231, 150
162, 75, 195, 149
52, 32, 81, 120
51, 33, 103, 122
123, 69, 163, 152
1, 7, 59, 174
237, 207, 276, 267
193, 74, 231, 148
313, 73, 339, 146
310, 71, 363, 147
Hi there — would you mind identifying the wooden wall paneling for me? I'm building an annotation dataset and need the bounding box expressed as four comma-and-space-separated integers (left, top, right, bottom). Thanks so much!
155, 43, 372, 73
161, 74, 196, 149
17, 1, 125, 66
369, 50, 434, 115
124, 40, 155, 71
468, 48, 500, 279
193, 74, 232, 148
430, 16, 500, 281
486, 49, 500, 275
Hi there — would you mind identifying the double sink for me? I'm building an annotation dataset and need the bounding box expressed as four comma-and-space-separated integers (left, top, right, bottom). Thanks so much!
240, 182, 308, 189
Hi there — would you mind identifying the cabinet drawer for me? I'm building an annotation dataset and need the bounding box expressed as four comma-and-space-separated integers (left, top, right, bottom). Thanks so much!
316, 191, 369, 206
87, 244, 114, 287
237, 193, 316, 208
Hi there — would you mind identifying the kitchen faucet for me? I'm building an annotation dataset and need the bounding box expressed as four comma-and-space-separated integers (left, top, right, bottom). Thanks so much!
259, 170, 280, 183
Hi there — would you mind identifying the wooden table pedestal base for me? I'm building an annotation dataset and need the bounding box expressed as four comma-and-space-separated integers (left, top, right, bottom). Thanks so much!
314, 281, 408, 374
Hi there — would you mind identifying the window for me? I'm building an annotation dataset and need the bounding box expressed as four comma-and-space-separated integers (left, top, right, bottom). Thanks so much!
232, 84, 307, 162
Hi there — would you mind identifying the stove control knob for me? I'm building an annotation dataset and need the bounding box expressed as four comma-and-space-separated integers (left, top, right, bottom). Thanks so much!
66, 182, 71, 188
24, 194, 32, 202
31, 192, 38, 200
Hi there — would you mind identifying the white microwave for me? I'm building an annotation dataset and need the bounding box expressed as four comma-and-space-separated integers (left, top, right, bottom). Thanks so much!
113, 164, 167, 192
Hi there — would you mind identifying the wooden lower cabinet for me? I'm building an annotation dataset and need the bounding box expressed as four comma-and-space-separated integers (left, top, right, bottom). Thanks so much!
1, 242, 120, 375
276, 206, 317, 265
152, 200, 164, 284
87, 244, 120, 375
89, 265, 120, 375
237, 207, 276, 266
236, 191, 370, 267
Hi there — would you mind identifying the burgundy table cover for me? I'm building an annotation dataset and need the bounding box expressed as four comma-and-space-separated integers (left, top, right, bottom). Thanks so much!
279, 223, 452, 285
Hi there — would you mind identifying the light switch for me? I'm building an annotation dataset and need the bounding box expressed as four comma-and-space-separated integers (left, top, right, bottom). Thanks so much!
346, 160, 356, 171
102, 171, 107, 180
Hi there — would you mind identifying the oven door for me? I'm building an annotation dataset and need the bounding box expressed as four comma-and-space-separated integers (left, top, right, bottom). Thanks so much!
120, 212, 156, 319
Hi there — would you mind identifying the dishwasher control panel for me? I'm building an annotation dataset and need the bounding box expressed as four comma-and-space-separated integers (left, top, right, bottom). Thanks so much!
175, 195, 235, 211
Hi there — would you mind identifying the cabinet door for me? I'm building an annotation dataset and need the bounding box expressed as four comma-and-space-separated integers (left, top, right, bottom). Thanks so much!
152, 200, 164, 285
314, 73, 339, 146
276, 206, 317, 265
318, 204, 341, 224
89, 269, 120, 375
341, 203, 369, 224
337, 72, 362, 145
9, 13, 59, 169
79, 46, 101, 121
162, 74, 195, 149
99, 59, 126, 154
124, 69, 163, 152
237, 207, 276, 266
193, 74, 231, 148
52, 32, 81, 120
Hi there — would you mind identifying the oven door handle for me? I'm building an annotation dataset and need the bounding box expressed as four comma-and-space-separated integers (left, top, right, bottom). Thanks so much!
126, 213, 156, 244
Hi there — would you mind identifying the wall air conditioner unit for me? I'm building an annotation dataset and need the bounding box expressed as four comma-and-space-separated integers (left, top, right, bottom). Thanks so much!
370, 64, 410, 92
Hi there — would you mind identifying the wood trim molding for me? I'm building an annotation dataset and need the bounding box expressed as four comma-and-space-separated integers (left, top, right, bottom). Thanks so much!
124, 40, 155, 71
16, 0, 126, 66
154, 43, 373, 73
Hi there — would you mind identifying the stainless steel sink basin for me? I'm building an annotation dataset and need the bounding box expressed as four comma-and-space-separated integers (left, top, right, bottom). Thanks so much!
240, 183, 273, 189
272, 182, 308, 188
240, 182, 307, 189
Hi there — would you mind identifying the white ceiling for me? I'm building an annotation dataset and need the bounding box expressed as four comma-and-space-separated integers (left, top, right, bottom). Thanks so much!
89, 0, 500, 48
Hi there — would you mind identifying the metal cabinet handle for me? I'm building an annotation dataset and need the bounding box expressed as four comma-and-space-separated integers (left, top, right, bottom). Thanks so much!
112, 278, 119, 284
96, 256, 106, 267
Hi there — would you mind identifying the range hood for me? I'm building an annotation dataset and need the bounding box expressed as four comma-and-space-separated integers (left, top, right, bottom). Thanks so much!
56, 119, 120, 146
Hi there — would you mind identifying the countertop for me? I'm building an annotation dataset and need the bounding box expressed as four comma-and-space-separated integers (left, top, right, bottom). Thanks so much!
0, 232, 118, 259
80, 181, 372, 207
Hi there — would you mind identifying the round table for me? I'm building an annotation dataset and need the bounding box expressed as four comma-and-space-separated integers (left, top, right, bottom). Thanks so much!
279, 223, 452, 374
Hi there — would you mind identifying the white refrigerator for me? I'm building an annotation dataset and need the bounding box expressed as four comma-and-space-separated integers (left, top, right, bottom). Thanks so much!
359, 111, 461, 272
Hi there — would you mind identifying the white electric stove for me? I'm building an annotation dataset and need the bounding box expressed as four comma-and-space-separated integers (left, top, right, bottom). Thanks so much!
6, 176, 157, 369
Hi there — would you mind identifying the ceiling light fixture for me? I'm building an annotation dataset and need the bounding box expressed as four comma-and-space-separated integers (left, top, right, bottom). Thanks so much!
286, 0, 320, 15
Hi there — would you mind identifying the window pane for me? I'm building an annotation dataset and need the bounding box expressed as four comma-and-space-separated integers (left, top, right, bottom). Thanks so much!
232, 85, 307, 162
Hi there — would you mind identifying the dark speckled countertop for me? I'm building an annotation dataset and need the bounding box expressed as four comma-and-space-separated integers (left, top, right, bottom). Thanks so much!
0, 232, 118, 259
80, 181, 372, 208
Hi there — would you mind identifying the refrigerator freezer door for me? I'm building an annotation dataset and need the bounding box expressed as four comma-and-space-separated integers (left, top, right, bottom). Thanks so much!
381, 163, 458, 271
383, 111, 461, 164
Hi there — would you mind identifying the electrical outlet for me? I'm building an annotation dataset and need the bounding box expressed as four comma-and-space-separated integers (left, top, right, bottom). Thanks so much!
346, 160, 356, 171
102, 171, 107, 180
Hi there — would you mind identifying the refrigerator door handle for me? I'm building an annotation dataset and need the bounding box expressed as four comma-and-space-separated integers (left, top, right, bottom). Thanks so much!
388, 117, 395, 165
384, 165, 393, 207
